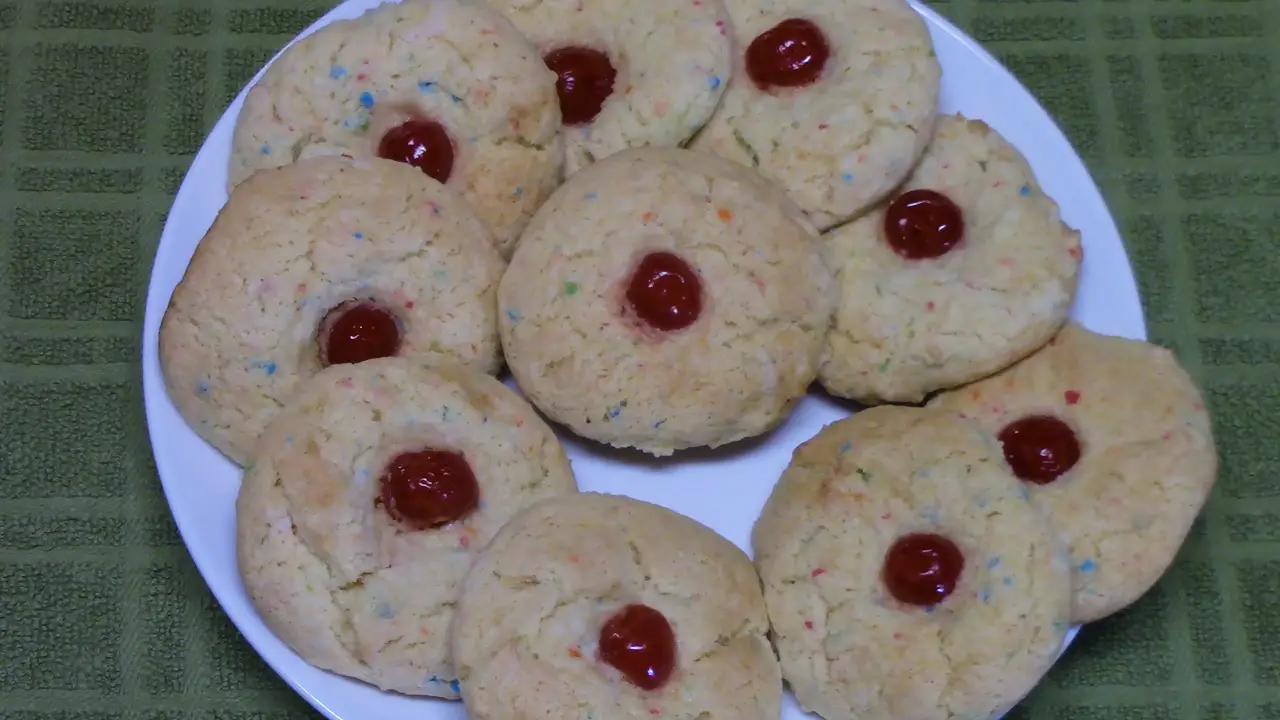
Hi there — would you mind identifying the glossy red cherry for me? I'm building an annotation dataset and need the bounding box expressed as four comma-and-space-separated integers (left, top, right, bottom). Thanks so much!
378, 118, 455, 184
378, 449, 480, 530
544, 46, 617, 125
319, 301, 402, 367
744, 18, 830, 90
883, 533, 964, 607
883, 189, 965, 260
998, 415, 1082, 485
598, 604, 676, 690
625, 252, 702, 332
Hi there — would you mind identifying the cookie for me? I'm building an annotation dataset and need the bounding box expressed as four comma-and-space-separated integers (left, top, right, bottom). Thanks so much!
688, 0, 940, 230
451, 492, 781, 719
485, 0, 732, 175
499, 147, 835, 456
160, 155, 506, 466
752, 406, 1072, 720
228, 0, 564, 256
235, 358, 578, 698
928, 322, 1218, 623
818, 114, 1082, 405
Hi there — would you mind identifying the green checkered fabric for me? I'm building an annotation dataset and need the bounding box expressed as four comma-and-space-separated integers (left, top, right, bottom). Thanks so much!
0, 0, 1274, 717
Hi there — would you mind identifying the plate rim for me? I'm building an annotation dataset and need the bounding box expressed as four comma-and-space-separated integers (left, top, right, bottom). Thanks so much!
140, 1, 1147, 717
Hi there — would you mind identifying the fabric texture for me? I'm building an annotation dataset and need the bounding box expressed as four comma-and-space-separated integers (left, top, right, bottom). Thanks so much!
0, 0, 1274, 717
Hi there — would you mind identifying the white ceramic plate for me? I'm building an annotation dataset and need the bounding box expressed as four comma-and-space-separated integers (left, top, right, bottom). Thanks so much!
141, 1, 1147, 717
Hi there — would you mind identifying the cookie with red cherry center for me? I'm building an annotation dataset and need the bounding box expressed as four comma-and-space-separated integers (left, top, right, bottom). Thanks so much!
818, 114, 1083, 405
159, 155, 505, 466
485, 0, 732, 175
228, 0, 564, 257
235, 357, 578, 698
752, 406, 1072, 720
928, 322, 1218, 623
499, 147, 835, 456
451, 492, 781, 719
689, 0, 940, 230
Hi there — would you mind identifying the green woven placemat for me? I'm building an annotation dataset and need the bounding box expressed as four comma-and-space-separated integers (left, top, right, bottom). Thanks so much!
0, 0, 1274, 717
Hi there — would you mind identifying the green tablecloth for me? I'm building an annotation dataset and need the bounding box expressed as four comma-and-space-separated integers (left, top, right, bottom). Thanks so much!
1, 0, 1273, 716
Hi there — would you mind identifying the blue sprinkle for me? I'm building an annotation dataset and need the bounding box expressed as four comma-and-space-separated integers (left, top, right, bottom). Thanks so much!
330, 66, 348, 79
975, 493, 988, 508
841, 172, 855, 183
1019, 184, 1031, 196
427, 675, 441, 684
450, 94, 462, 104
433, 269, 450, 280
839, 442, 852, 453
285, 436, 294, 446
359, 91, 375, 108
376, 603, 395, 619
251, 359, 277, 376
653, 419, 666, 429
505, 309, 520, 321
608, 406, 622, 418
1079, 559, 1097, 573
513, 186, 523, 196
353, 231, 364, 240
585, 192, 598, 200
342, 118, 352, 128
1018, 485, 1031, 501
196, 380, 210, 394
987, 556, 1001, 569
979, 588, 991, 603
1003, 576, 1014, 586
259, 144, 271, 155
419, 81, 437, 93
358, 469, 371, 481
708, 75, 721, 90
924, 605, 935, 614
449, 679, 461, 694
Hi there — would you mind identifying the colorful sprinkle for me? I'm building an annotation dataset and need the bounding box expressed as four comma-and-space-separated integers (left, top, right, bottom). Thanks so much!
196, 380, 210, 394
567, 646, 583, 658
259, 144, 271, 155
1079, 559, 1097, 573
987, 556, 1001, 569
708, 75, 721, 90
839, 442, 852, 453
330, 66, 347, 79
653, 419, 667, 429
1064, 389, 1081, 405
608, 406, 622, 419
564, 281, 580, 295
513, 186, 523, 196
811, 568, 826, 577
419, 81, 437, 93
841, 172, 855, 183
450, 94, 462, 104
1019, 184, 1031, 196
717, 207, 733, 222
376, 603, 395, 619
585, 192, 598, 200
505, 309, 520, 321
353, 232, 363, 240
450, 679, 461, 694
804, 620, 814, 630
359, 91, 375, 108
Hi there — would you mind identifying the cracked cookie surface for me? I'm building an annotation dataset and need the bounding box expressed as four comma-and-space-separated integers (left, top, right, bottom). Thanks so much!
487, 0, 732, 175
688, 0, 940, 230
499, 147, 835, 456
451, 492, 782, 719
818, 114, 1082, 405
235, 358, 578, 698
228, 0, 564, 256
752, 406, 1072, 720
929, 322, 1218, 623
159, 155, 505, 466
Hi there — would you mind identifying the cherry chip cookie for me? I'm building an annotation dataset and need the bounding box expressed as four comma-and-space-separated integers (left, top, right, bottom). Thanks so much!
690, 0, 940, 230
819, 114, 1082, 405
228, 0, 563, 256
235, 358, 578, 698
929, 322, 1218, 623
486, 0, 732, 175
451, 492, 782, 719
159, 156, 505, 466
753, 406, 1072, 720
499, 148, 835, 456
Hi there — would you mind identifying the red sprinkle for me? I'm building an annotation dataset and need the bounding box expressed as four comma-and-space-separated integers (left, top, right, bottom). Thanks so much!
459, 535, 471, 548
1064, 390, 1081, 405
811, 568, 826, 577
804, 620, 814, 629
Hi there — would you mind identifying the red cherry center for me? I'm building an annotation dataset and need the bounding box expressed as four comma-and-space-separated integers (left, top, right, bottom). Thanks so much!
377, 449, 480, 530
377, 118, 455, 184
319, 300, 402, 367
625, 252, 703, 332
745, 18, 830, 90
883, 533, 964, 607
998, 415, 1082, 485
598, 604, 676, 690
883, 189, 965, 260
544, 46, 617, 126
